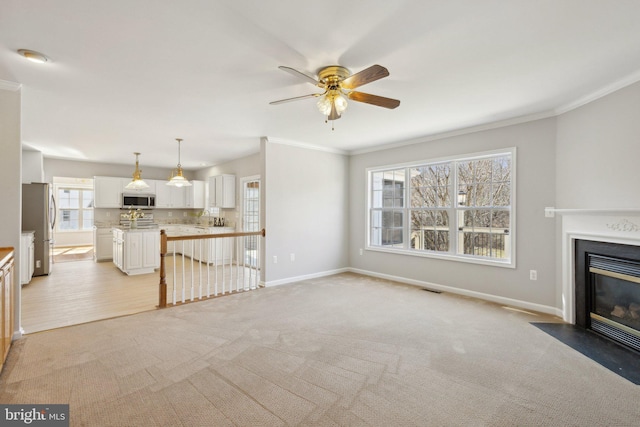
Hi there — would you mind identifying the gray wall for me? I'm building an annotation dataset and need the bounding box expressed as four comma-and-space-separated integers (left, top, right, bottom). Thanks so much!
0, 86, 22, 336
555, 80, 640, 311
263, 140, 349, 284
556, 81, 640, 209
349, 118, 558, 311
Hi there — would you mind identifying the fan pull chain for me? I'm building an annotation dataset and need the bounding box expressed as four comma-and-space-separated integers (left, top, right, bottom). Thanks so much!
324, 117, 336, 131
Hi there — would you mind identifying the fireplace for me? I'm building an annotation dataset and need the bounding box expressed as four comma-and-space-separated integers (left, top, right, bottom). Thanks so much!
575, 239, 640, 352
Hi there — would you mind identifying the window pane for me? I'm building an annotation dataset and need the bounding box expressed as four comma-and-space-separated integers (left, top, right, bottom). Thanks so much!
492, 183, 510, 206
372, 172, 384, 191
493, 156, 511, 181
83, 190, 94, 208
83, 209, 94, 229
492, 210, 510, 230
410, 210, 449, 252
59, 209, 79, 230
410, 163, 450, 208
371, 210, 382, 228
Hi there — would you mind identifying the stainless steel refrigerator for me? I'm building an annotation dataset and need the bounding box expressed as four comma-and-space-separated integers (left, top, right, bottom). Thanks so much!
22, 183, 56, 276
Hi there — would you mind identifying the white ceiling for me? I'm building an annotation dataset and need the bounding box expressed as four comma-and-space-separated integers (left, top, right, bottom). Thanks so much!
2, 0, 640, 171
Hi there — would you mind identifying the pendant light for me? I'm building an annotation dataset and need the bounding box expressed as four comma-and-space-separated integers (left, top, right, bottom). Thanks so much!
167, 138, 192, 187
124, 152, 150, 190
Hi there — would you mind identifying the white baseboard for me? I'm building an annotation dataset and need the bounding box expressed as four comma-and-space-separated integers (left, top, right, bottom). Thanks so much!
348, 267, 562, 318
264, 268, 350, 287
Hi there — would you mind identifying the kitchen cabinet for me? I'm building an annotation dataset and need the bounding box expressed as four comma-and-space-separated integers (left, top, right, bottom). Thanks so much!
20, 231, 35, 285
208, 174, 235, 208
112, 228, 124, 270
1, 248, 15, 373
185, 180, 205, 209
93, 227, 113, 261
153, 179, 186, 208
113, 228, 159, 275
164, 226, 233, 264
94, 176, 127, 208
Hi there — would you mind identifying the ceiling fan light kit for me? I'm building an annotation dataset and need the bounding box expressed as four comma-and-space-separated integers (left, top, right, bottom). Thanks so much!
270, 64, 400, 130
124, 152, 150, 190
167, 138, 192, 187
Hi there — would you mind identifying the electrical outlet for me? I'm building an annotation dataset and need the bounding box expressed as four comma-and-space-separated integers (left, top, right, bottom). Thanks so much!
183, 212, 187, 217
290, 253, 295, 261
273, 256, 278, 264
168, 212, 172, 217
359, 248, 363, 255
530, 270, 537, 281
36, 260, 41, 268
106, 211, 111, 217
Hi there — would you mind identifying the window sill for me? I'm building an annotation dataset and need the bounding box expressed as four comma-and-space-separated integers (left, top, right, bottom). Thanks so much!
366, 246, 515, 269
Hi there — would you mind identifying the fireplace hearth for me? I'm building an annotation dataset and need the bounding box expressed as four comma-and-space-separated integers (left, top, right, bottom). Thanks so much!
575, 239, 640, 353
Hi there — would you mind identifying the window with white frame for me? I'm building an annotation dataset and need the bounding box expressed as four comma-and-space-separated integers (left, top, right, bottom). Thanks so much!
367, 149, 515, 267
57, 187, 94, 231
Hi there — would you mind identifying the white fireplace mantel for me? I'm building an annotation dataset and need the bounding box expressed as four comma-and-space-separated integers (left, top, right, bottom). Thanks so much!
553, 208, 640, 323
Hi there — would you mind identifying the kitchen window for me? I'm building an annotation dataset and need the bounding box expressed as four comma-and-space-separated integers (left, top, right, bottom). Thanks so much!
367, 148, 515, 267
57, 187, 94, 231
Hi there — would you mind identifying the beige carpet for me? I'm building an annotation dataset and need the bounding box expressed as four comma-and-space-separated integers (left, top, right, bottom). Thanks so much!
1, 273, 639, 426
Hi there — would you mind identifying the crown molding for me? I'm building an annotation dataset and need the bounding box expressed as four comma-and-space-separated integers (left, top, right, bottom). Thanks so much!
349, 110, 556, 156
554, 68, 640, 115
0, 79, 22, 91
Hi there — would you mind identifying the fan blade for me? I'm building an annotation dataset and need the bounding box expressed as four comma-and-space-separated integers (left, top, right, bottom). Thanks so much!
347, 91, 400, 109
278, 66, 319, 86
342, 65, 389, 89
269, 93, 321, 105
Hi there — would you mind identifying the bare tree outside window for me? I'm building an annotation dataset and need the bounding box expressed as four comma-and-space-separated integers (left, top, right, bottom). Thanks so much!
368, 150, 513, 265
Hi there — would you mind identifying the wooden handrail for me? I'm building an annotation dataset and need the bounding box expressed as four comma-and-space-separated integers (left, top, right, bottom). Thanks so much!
158, 228, 265, 308
163, 229, 266, 242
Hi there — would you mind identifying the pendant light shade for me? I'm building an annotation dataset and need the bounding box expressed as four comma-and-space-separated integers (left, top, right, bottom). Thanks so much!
124, 152, 150, 190
167, 138, 192, 187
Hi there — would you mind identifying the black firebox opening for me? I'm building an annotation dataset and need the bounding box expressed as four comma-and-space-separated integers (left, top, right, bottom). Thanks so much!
575, 239, 640, 353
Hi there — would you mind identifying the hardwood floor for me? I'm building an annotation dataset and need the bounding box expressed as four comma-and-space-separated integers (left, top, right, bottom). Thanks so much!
52, 245, 94, 263
21, 259, 158, 334
20, 255, 260, 334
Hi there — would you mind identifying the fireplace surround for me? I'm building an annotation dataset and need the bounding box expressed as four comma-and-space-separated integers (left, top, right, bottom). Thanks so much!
557, 209, 640, 353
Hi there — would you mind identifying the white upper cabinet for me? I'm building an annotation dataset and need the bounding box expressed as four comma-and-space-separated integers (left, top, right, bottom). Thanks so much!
153, 179, 186, 208
208, 174, 235, 208
185, 180, 205, 209
94, 176, 126, 208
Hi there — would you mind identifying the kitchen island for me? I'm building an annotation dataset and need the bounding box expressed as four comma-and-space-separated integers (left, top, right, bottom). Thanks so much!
112, 227, 160, 275
162, 225, 234, 264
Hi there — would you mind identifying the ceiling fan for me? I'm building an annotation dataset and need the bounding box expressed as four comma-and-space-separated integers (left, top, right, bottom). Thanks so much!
270, 64, 400, 127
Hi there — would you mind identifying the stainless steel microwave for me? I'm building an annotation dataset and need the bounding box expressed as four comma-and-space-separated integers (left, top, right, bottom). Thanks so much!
122, 193, 155, 209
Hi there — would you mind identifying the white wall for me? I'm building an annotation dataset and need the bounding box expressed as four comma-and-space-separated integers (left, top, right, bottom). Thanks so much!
0, 85, 23, 336
349, 118, 558, 312
263, 140, 349, 284
556, 81, 640, 209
